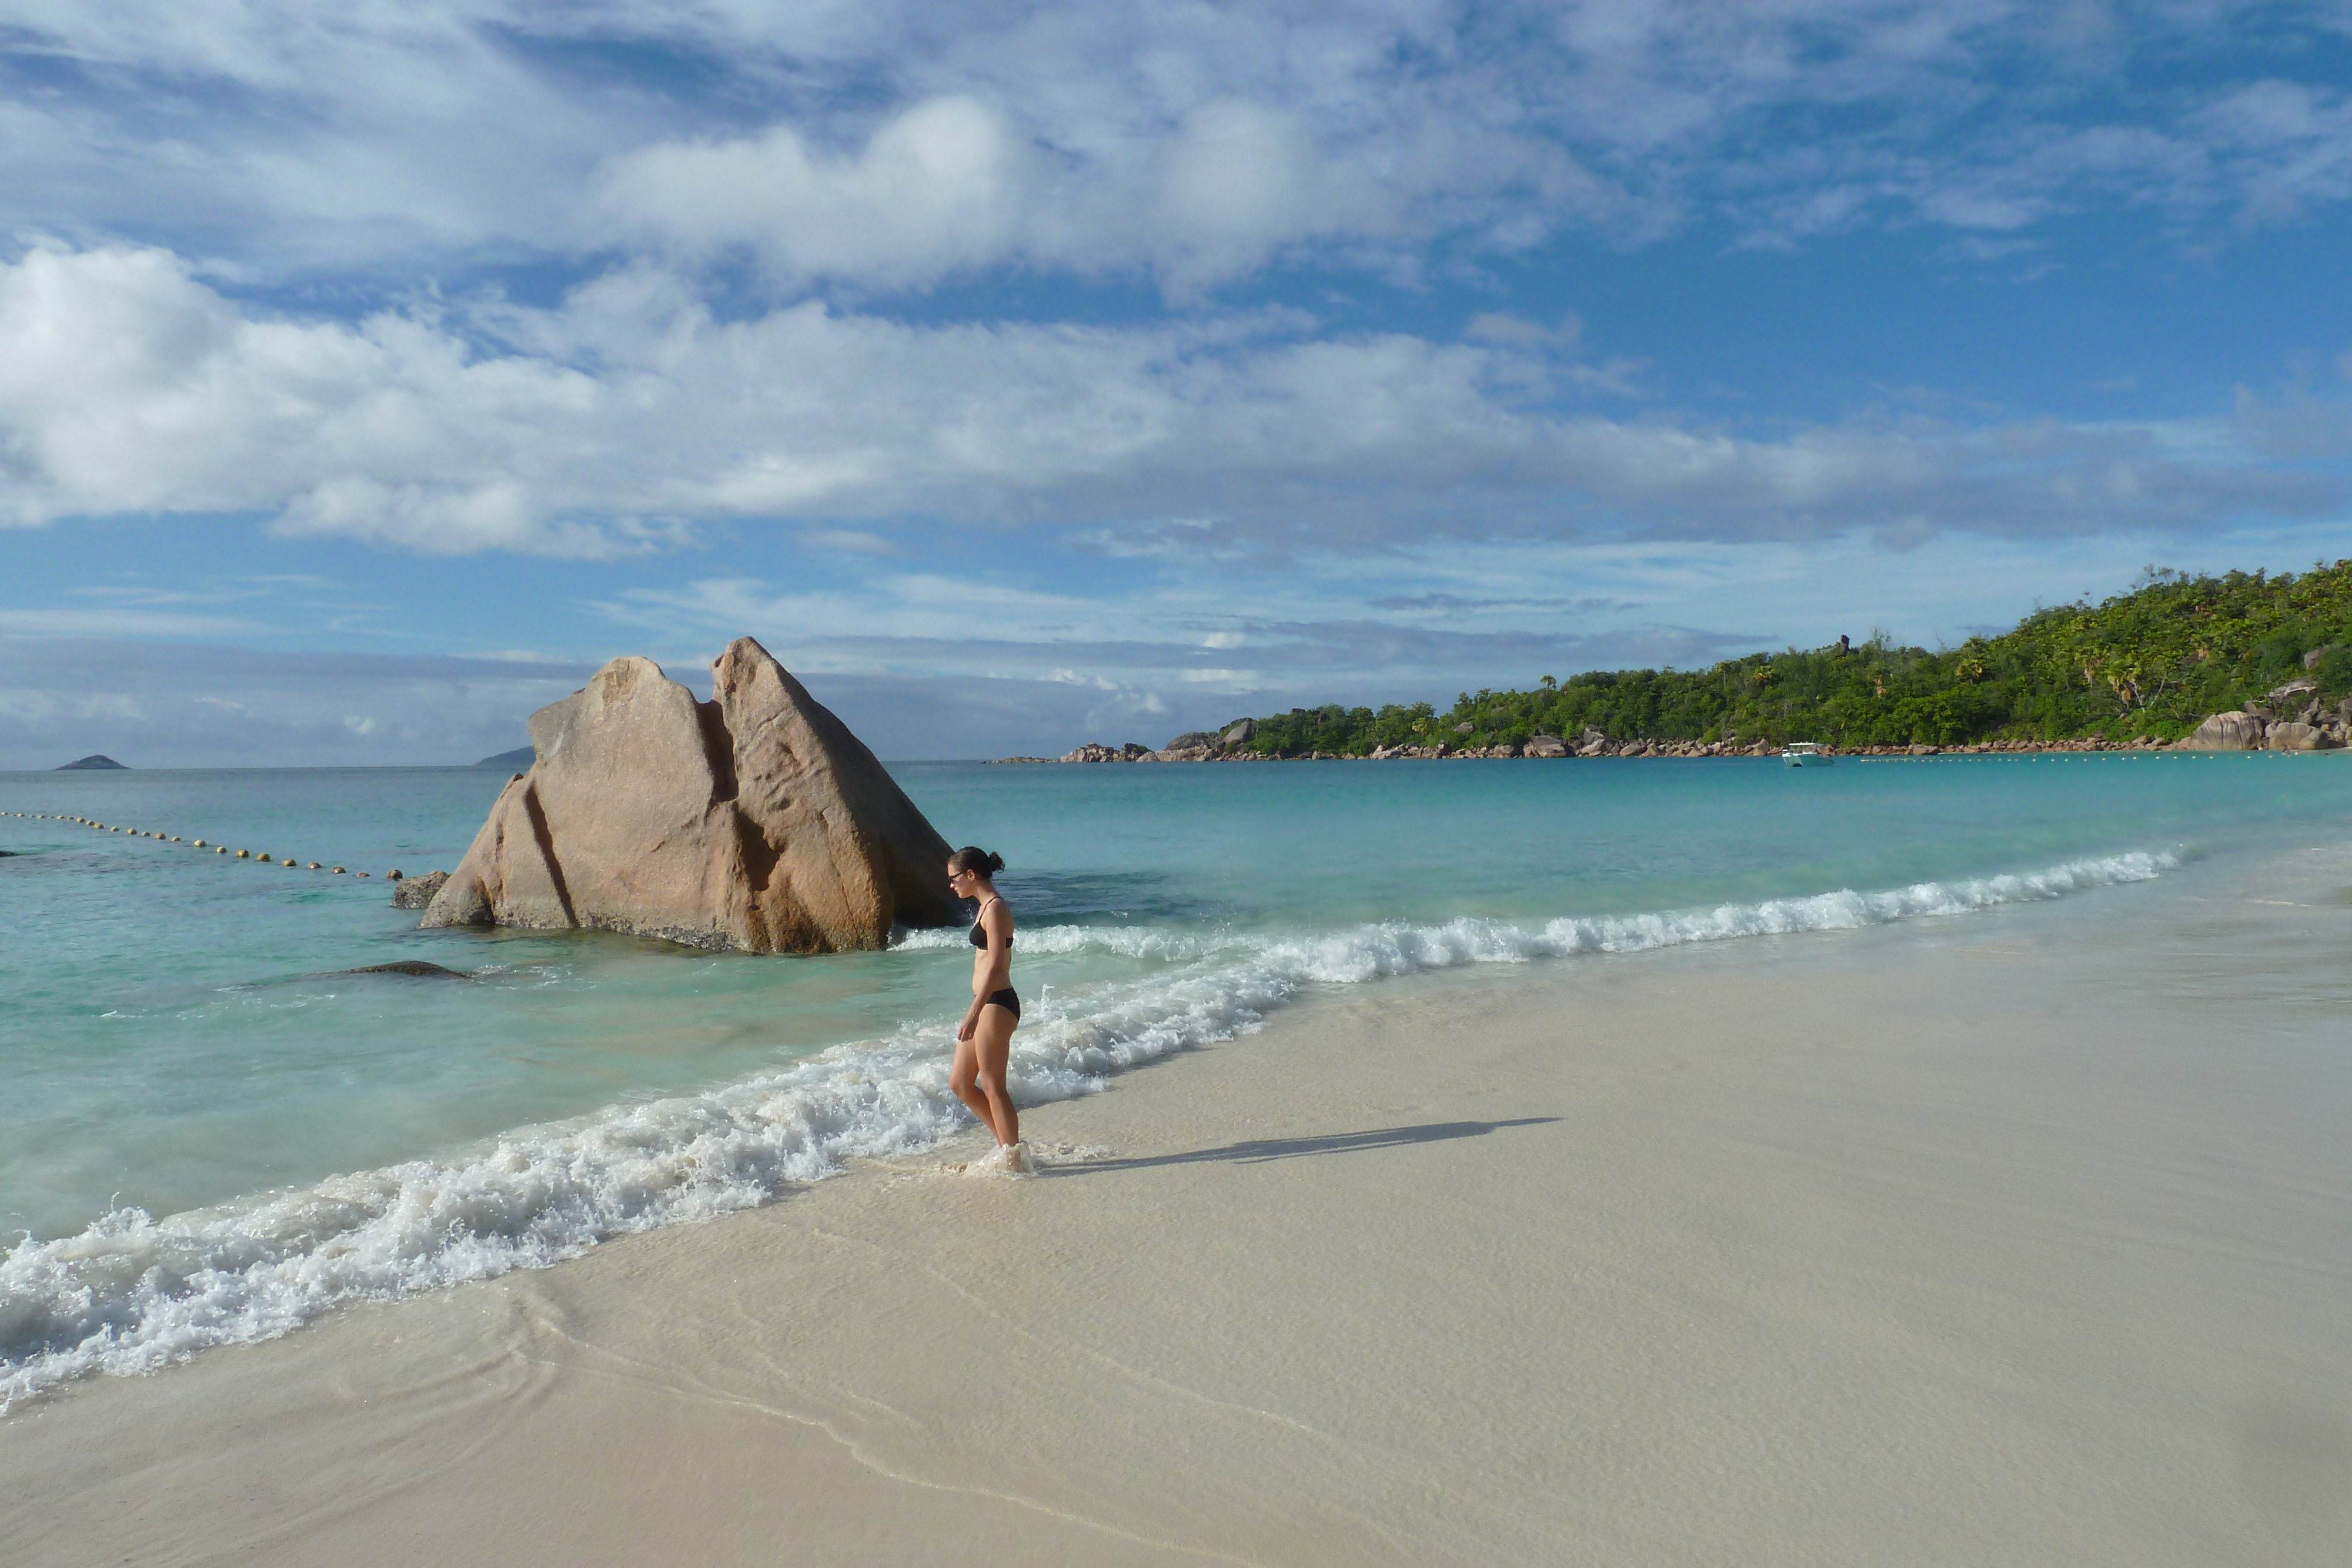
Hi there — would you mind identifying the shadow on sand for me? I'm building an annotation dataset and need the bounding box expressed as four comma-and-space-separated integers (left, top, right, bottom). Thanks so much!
1047, 1118, 1559, 1175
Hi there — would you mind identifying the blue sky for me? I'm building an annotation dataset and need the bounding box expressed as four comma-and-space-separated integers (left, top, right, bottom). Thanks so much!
4, 1, 2351, 764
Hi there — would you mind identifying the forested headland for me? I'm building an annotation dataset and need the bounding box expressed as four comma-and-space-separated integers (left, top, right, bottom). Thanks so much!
1217, 561, 2352, 757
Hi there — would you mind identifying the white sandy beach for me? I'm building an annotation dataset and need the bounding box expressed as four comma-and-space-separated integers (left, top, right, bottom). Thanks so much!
5, 850, 2350, 1567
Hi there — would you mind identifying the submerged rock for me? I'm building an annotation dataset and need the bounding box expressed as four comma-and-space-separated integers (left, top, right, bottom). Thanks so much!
422, 638, 958, 953
391, 870, 450, 908
351, 961, 469, 978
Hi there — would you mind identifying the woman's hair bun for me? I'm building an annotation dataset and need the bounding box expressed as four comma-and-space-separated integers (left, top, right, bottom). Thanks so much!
949, 845, 1005, 877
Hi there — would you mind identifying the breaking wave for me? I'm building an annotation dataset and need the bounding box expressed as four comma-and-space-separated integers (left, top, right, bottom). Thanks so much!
1, 848, 2172, 1409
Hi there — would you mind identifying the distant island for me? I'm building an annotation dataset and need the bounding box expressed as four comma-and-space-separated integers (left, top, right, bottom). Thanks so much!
1205, 561, 2352, 758
56, 754, 128, 770
475, 745, 536, 770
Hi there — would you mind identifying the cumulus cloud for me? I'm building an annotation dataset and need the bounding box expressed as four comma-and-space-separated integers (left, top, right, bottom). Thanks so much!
0, 245, 617, 553
7, 2, 2347, 289
0, 243, 2336, 556
586, 86, 1578, 294
590, 96, 1041, 289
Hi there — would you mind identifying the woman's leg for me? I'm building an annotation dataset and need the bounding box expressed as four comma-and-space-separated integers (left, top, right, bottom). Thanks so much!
971, 1004, 1020, 1147
949, 1032, 997, 1139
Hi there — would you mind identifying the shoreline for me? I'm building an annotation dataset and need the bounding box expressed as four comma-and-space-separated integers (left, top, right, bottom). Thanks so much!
6, 845, 2348, 1565
995, 740, 2349, 761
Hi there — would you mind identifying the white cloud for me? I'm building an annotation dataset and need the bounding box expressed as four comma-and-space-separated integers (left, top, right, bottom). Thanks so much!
590, 96, 1040, 289
0, 243, 2336, 559
11, 2, 2343, 294
0, 244, 616, 553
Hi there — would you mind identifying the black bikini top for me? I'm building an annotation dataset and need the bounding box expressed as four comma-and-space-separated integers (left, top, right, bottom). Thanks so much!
969, 895, 1012, 950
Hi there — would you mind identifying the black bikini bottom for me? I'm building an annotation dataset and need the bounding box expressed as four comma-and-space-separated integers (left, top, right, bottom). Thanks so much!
984, 987, 1021, 1021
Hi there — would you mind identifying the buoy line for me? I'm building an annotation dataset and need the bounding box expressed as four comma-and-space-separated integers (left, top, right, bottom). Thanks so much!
26, 814, 382, 877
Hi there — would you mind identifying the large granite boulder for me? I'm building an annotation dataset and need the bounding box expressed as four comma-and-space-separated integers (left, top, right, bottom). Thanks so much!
1523, 734, 1569, 758
2179, 711, 2266, 751
422, 639, 958, 952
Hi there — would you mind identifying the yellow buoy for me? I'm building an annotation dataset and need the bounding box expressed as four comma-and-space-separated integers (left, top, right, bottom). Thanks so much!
236, 850, 249, 858
332, 866, 346, 874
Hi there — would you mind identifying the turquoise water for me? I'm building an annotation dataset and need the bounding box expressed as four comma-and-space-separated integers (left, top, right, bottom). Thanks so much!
4, 751, 2350, 1403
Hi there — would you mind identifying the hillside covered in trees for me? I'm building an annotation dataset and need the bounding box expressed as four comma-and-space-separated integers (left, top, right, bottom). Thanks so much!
1221, 561, 2352, 757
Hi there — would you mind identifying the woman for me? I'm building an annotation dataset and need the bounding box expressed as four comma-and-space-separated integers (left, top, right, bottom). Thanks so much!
947, 845, 1024, 1165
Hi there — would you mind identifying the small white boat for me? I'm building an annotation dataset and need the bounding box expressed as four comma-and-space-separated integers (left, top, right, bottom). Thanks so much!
1779, 741, 1833, 767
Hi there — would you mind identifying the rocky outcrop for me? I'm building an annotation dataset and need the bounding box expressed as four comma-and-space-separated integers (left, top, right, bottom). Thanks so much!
1522, 734, 1569, 758
1164, 731, 1217, 753
422, 639, 958, 953
2264, 721, 2338, 751
391, 870, 450, 908
1219, 719, 1255, 746
2179, 711, 2267, 750
1060, 741, 1153, 762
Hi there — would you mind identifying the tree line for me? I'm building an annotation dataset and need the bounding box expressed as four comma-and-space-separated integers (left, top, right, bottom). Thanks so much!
1220, 561, 2352, 757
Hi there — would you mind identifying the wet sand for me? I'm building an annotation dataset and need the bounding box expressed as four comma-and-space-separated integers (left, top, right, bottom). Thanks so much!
5, 850, 2350, 1566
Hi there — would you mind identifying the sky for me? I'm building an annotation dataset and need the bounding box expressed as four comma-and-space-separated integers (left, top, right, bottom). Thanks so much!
3, 1, 2351, 766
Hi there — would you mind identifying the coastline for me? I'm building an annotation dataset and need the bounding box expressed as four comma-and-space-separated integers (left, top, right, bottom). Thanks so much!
996, 739, 2351, 761
6, 843, 2348, 1566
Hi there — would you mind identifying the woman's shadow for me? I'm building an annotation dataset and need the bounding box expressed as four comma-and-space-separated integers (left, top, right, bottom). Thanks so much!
1045, 1118, 1558, 1174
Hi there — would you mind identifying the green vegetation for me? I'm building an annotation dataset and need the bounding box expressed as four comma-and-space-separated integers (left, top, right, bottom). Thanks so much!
1224, 561, 2352, 756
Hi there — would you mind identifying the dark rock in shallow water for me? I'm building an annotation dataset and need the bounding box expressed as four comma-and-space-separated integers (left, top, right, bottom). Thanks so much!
392, 870, 450, 908
475, 745, 536, 770
352, 960, 469, 978
57, 754, 128, 770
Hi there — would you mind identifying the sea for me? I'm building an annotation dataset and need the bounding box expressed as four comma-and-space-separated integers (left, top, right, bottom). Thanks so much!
5, 751, 2350, 1407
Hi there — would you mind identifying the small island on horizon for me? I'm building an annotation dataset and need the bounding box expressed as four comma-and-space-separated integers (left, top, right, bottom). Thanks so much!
56, 754, 128, 771
475, 745, 536, 770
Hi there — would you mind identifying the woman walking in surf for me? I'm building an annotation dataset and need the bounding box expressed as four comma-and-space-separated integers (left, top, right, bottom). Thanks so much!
948, 846, 1025, 1168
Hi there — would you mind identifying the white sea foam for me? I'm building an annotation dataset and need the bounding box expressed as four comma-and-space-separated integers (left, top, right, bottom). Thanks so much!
0, 848, 2173, 1409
